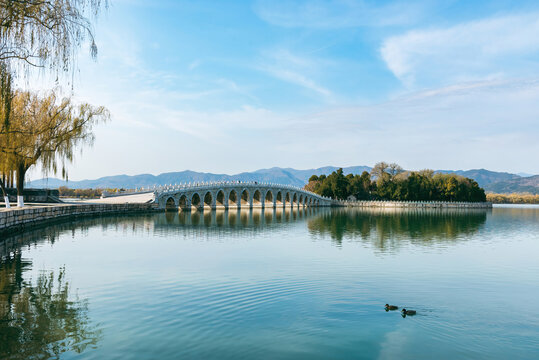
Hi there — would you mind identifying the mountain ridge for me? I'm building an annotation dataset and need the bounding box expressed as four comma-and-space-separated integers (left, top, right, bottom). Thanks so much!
27, 166, 538, 193
483, 175, 539, 195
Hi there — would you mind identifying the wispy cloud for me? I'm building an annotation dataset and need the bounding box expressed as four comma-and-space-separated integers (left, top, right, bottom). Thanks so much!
188, 60, 201, 71
264, 68, 333, 98
381, 12, 539, 87
257, 49, 334, 101
273, 77, 539, 170
39, 73, 539, 178
154, 77, 539, 166
254, 0, 426, 28
23, 1, 539, 178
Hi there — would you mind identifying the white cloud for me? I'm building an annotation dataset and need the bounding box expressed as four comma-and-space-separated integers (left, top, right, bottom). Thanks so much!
30, 75, 539, 179
381, 13, 539, 87
22, 4, 539, 179
272, 77, 539, 172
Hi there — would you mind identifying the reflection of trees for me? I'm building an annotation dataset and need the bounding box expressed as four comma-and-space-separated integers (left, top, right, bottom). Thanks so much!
307, 208, 488, 250
0, 252, 101, 359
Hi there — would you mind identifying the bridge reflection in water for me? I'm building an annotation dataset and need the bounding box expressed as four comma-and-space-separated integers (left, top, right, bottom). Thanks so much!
154, 207, 489, 251
159, 207, 325, 228
0, 207, 491, 255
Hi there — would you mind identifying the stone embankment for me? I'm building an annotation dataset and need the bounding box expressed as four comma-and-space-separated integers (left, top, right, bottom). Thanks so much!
0, 203, 158, 236
334, 200, 492, 208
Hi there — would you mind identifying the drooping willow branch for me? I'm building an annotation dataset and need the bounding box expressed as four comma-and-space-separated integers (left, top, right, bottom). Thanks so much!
0, 89, 109, 195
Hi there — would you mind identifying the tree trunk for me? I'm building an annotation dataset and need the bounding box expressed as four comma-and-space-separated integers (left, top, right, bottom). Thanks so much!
16, 164, 26, 207
0, 176, 10, 208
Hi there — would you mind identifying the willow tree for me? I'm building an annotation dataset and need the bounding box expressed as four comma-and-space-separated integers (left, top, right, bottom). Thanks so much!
0, 89, 109, 206
0, 0, 107, 206
0, 0, 107, 73
0, 62, 12, 205
0, 0, 107, 113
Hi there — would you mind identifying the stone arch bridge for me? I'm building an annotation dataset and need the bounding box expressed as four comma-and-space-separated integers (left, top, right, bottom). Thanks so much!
155, 181, 332, 211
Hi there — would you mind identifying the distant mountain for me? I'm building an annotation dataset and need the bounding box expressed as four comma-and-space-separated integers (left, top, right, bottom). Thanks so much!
27, 166, 537, 194
267, 166, 372, 185
484, 175, 539, 195
435, 169, 520, 186
27, 166, 372, 189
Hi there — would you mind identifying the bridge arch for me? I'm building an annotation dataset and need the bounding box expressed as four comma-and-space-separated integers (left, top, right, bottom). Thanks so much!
299, 194, 303, 206
253, 189, 262, 207
240, 189, 250, 207
285, 192, 291, 206
292, 193, 298, 206
228, 189, 239, 207
216, 190, 226, 207
276, 191, 283, 205
179, 194, 188, 210
191, 193, 202, 209
265, 190, 274, 207
203, 191, 213, 208
165, 197, 176, 211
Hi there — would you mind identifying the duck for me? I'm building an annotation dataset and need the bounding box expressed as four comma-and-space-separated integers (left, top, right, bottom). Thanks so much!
401, 308, 416, 315
385, 304, 398, 311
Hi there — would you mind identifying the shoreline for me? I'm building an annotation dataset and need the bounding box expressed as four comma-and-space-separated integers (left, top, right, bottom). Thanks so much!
332, 200, 492, 208
0, 203, 159, 237
0, 200, 493, 238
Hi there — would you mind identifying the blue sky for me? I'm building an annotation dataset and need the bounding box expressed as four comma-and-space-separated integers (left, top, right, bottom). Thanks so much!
26, 0, 539, 180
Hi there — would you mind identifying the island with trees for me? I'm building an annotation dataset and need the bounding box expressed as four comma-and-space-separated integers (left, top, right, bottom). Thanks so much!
305, 162, 487, 202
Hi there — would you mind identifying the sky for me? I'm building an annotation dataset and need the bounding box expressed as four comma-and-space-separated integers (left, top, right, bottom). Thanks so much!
24, 0, 539, 180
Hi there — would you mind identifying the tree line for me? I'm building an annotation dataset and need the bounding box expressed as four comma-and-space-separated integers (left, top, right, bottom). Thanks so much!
305, 162, 487, 202
58, 186, 102, 199
0, 1, 108, 207
487, 193, 539, 204
58, 186, 133, 199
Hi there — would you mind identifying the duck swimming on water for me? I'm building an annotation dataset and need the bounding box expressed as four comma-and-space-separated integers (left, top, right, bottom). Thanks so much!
385, 304, 398, 311
401, 308, 416, 316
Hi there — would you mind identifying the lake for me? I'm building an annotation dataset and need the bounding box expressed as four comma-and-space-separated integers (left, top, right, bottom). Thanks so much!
1, 206, 538, 359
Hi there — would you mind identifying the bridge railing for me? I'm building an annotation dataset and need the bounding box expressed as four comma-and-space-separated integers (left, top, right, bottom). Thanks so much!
147, 180, 330, 200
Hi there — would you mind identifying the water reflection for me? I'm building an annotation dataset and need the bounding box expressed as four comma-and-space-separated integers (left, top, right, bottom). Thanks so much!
0, 252, 101, 359
0, 206, 536, 360
156, 208, 490, 252
307, 208, 488, 249
0, 214, 159, 255
157, 208, 318, 230
169, 208, 311, 224
1, 208, 491, 254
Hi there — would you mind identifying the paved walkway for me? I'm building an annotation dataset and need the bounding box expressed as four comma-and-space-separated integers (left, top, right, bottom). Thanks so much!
1, 192, 155, 211
77, 192, 155, 204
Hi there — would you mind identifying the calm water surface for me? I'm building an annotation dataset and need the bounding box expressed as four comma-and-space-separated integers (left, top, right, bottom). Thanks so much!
1, 206, 538, 359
